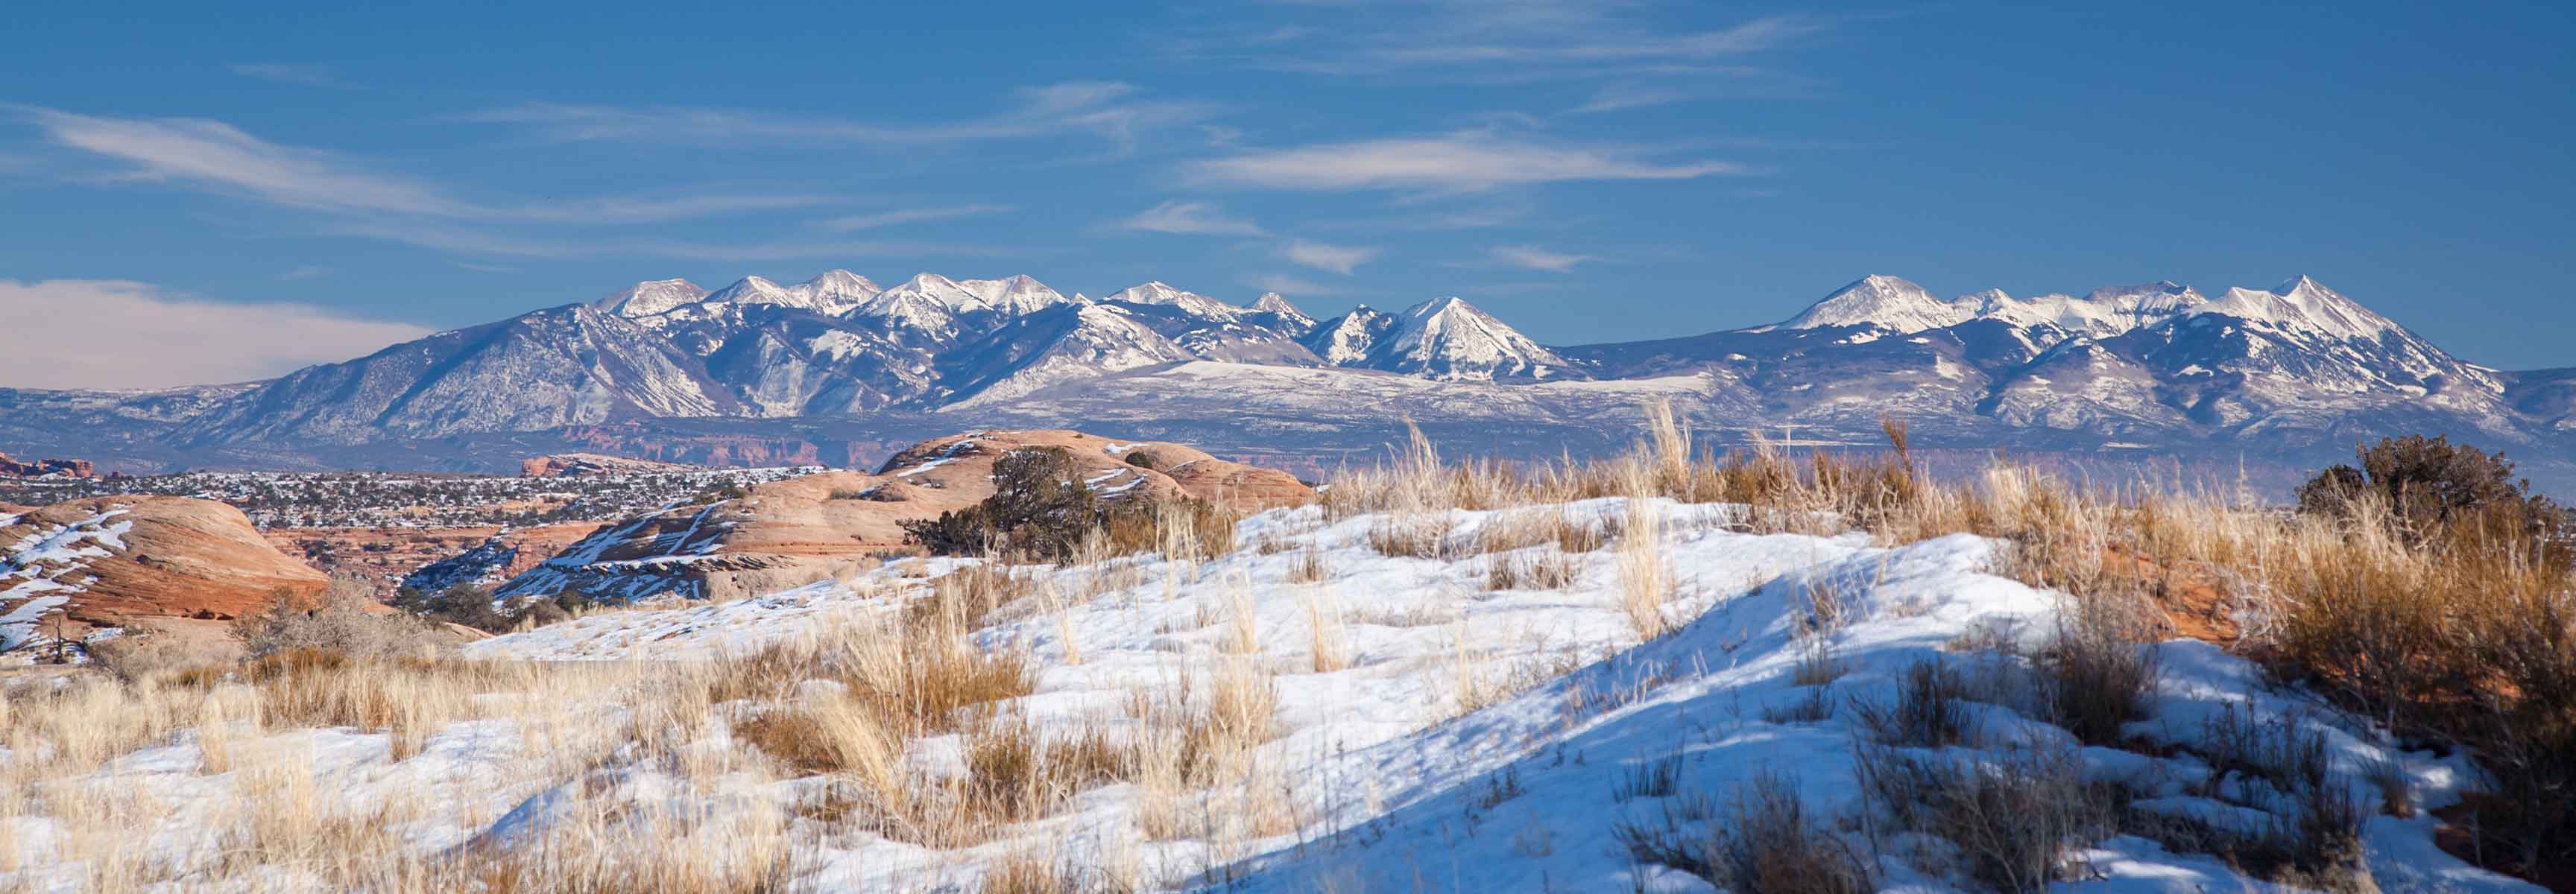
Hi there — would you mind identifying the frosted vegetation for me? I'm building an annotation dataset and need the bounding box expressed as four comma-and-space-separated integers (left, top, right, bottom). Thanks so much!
2, 409, 2569, 892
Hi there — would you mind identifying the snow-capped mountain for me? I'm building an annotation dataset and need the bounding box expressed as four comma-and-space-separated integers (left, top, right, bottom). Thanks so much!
1770, 274, 1980, 332
593, 278, 710, 317
1302, 305, 1395, 366
5, 270, 2568, 494
1311, 297, 1581, 381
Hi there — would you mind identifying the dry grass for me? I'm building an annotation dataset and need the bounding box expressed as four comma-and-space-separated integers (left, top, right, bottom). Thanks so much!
1616, 497, 1675, 639
1322, 404, 2572, 884
1299, 586, 1352, 672
1286, 547, 1328, 583
1486, 549, 1579, 591
1364, 513, 1456, 559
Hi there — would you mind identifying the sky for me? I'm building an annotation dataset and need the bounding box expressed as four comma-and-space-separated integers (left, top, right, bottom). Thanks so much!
2, 1, 2571, 387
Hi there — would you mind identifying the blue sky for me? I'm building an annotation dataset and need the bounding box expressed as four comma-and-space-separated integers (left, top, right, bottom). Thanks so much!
3, 1, 2571, 387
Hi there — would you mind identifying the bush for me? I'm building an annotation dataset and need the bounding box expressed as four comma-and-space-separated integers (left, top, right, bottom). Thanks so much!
396, 583, 512, 633
1123, 449, 1164, 470
233, 574, 436, 660
903, 448, 1099, 560
2296, 434, 2567, 547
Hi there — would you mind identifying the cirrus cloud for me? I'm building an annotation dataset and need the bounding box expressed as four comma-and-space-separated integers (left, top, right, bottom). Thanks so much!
1188, 133, 1747, 191
1119, 200, 1266, 235
1491, 244, 1599, 272
1281, 238, 1378, 273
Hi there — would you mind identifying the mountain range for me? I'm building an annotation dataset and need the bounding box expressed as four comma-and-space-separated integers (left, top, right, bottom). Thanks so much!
3, 270, 2569, 493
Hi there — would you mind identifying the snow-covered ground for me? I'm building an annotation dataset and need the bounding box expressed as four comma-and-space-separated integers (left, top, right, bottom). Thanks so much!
6, 498, 2541, 891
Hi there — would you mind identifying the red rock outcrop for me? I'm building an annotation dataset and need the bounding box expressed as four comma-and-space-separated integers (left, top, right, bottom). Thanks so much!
2, 496, 328, 652
0, 451, 95, 479
497, 429, 1315, 603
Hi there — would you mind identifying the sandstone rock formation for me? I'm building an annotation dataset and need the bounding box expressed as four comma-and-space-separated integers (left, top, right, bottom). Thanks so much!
498, 429, 1314, 603
0, 451, 95, 479
519, 452, 700, 478
2, 495, 328, 653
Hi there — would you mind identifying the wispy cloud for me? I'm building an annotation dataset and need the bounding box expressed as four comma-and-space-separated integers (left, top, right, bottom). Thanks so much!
228, 63, 353, 88
819, 204, 1014, 231
1243, 273, 1350, 297
19, 106, 471, 215
1358, 15, 1825, 67
1490, 244, 1598, 272
12, 106, 825, 224
1188, 6, 1829, 80
461, 82, 1219, 150
1573, 83, 1694, 114
279, 264, 329, 281
1281, 238, 1377, 273
0, 279, 427, 389
1190, 133, 1748, 191
1119, 200, 1266, 235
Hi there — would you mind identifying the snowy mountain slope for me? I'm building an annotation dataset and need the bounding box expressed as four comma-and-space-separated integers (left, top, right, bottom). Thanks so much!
179, 304, 743, 445
938, 303, 1200, 406
1769, 274, 1982, 332
1102, 280, 1245, 320
1251, 291, 1316, 330
1368, 297, 1583, 381
1301, 305, 1396, 366
1301, 297, 1580, 382
789, 269, 882, 316
428, 499, 2537, 892
593, 278, 710, 317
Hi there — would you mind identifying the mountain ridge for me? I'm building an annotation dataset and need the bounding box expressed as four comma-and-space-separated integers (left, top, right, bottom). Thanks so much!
5, 270, 2568, 494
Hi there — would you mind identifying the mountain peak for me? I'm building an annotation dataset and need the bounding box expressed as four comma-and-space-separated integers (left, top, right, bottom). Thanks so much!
1363, 296, 1578, 381
1105, 282, 1242, 319
1778, 275, 1976, 333
964, 274, 1070, 315
707, 275, 793, 305
596, 279, 710, 317
1251, 291, 1314, 329
790, 270, 882, 315
2197, 276, 2399, 342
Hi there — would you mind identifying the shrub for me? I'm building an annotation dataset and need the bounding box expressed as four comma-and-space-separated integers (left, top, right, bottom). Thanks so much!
1123, 449, 1164, 470
397, 583, 512, 633
232, 574, 435, 660
2295, 434, 2567, 547
2040, 597, 2160, 746
903, 448, 1100, 561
